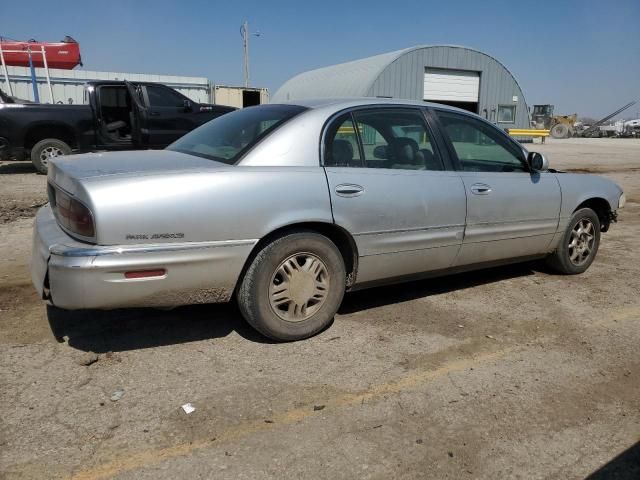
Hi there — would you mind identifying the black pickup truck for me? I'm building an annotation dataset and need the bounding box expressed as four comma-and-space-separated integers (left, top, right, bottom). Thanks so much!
0, 81, 235, 173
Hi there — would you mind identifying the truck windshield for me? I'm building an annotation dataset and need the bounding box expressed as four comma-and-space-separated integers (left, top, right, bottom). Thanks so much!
167, 104, 307, 164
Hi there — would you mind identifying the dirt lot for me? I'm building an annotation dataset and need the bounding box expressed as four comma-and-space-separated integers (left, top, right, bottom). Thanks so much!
1, 138, 639, 479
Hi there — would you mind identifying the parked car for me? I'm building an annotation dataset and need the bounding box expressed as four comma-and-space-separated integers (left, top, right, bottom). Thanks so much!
31, 99, 625, 341
0, 81, 235, 173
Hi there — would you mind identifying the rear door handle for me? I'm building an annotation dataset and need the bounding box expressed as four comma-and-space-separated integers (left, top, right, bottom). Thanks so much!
470, 183, 492, 195
335, 184, 364, 197
149, 111, 160, 116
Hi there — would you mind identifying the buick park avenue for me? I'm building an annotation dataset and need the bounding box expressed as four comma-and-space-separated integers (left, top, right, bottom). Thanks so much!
31, 99, 625, 340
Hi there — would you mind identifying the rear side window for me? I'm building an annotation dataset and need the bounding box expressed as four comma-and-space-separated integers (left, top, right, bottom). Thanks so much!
99, 86, 129, 108
324, 113, 363, 167
167, 104, 307, 165
324, 108, 443, 171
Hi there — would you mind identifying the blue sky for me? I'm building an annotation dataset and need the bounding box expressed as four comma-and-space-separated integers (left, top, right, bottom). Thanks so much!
1, 0, 639, 117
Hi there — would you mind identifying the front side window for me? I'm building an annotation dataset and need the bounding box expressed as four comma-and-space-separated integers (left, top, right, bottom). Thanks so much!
167, 104, 306, 164
324, 108, 443, 171
146, 85, 186, 108
497, 105, 516, 123
437, 111, 526, 172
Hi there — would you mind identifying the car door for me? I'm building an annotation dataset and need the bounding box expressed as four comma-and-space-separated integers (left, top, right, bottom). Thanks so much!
433, 109, 561, 266
94, 84, 135, 148
323, 107, 467, 285
142, 84, 194, 147
124, 81, 148, 147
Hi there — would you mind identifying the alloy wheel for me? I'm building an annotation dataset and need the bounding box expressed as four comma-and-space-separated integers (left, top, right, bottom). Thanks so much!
39, 146, 64, 167
568, 218, 595, 266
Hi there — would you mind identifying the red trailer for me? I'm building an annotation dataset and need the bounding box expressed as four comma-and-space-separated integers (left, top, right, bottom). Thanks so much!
0, 36, 82, 70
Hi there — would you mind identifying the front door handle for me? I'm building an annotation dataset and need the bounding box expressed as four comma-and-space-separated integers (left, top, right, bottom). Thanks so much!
335, 184, 364, 197
149, 111, 160, 116
470, 183, 492, 195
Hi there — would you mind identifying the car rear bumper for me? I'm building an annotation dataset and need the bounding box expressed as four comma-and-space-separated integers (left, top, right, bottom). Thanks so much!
31, 205, 257, 310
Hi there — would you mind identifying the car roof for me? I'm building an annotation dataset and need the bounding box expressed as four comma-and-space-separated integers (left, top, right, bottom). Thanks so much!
276, 97, 474, 116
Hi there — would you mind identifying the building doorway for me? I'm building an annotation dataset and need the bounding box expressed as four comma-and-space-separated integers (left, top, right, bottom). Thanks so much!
423, 68, 480, 114
242, 90, 261, 107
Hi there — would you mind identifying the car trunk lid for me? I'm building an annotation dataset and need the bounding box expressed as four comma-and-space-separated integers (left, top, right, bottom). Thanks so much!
48, 149, 230, 191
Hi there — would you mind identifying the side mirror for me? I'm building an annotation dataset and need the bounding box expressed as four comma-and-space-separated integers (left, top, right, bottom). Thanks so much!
183, 100, 192, 112
527, 151, 549, 172
373, 145, 387, 159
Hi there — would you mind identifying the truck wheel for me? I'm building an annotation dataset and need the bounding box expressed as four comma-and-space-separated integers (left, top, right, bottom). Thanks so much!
550, 124, 569, 139
30, 138, 71, 174
545, 208, 601, 274
237, 231, 346, 341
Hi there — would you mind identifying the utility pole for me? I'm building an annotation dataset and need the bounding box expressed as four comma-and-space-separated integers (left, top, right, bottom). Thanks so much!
240, 20, 260, 88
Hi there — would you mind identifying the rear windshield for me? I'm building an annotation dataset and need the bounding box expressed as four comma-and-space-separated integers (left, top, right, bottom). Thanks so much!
167, 104, 307, 164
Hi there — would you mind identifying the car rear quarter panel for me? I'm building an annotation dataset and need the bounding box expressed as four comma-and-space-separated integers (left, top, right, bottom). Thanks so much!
82, 167, 333, 245
239, 105, 335, 167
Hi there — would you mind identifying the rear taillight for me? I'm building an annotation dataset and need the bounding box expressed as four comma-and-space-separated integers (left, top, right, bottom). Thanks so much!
51, 186, 95, 238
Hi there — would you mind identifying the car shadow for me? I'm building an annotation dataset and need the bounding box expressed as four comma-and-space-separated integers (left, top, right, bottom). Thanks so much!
47, 302, 277, 353
0, 161, 37, 174
48, 262, 541, 353
339, 262, 539, 314
585, 441, 640, 479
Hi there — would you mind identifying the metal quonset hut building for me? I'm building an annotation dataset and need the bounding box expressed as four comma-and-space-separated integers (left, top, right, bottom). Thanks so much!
273, 45, 530, 129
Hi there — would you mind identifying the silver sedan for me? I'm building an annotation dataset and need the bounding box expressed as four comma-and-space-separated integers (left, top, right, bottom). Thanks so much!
31, 99, 626, 340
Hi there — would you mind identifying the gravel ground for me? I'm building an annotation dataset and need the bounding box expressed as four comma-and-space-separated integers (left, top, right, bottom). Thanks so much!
1, 138, 639, 479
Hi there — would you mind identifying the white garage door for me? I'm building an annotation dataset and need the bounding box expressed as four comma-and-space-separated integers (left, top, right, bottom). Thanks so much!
424, 68, 480, 102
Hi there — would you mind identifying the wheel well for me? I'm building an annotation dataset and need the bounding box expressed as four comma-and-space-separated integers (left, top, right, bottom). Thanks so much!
24, 124, 77, 151
575, 197, 613, 231
236, 222, 359, 294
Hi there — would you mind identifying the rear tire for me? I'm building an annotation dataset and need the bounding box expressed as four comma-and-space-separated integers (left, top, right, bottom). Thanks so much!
237, 231, 346, 341
30, 138, 71, 174
546, 208, 601, 274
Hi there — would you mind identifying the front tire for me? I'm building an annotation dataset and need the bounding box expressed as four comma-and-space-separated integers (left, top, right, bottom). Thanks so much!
237, 231, 346, 341
550, 123, 570, 139
546, 208, 601, 274
30, 138, 71, 174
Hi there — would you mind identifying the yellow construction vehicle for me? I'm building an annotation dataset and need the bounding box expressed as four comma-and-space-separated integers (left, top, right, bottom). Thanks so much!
531, 102, 637, 139
531, 105, 577, 138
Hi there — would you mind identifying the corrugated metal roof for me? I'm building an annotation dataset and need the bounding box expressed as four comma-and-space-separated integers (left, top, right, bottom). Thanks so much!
272, 45, 524, 104
272, 47, 413, 102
